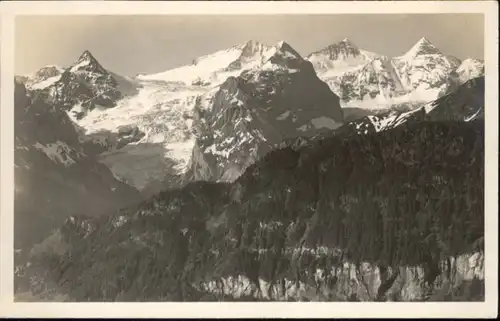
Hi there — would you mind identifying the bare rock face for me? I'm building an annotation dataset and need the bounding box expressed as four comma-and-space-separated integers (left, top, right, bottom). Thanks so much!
189, 41, 344, 182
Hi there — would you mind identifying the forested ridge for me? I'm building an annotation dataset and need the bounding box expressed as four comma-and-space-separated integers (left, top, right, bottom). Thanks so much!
20, 119, 484, 302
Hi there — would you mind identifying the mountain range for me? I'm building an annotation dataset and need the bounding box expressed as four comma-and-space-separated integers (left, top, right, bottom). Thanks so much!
14, 36, 485, 302
17, 37, 484, 194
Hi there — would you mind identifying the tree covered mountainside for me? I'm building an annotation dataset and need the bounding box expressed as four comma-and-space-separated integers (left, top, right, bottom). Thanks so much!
20, 118, 484, 302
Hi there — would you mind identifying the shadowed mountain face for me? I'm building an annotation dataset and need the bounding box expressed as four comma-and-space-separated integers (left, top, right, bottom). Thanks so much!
14, 81, 142, 251
188, 41, 344, 182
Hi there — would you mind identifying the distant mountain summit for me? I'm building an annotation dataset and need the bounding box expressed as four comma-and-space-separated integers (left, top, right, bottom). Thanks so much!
308, 38, 370, 62
308, 37, 484, 109
307, 38, 378, 70
391, 37, 459, 94
307, 38, 402, 107
139, 40, 274, 86
400, 37, 442, 58
456, 58, 485, 84
23, 50, 140, 119
70, 50, 108, 74
49, 50, 123, 112
23, 65, 65, 90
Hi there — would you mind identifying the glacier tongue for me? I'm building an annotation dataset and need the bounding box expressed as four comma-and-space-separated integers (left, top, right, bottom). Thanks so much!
70, 79, 211, 190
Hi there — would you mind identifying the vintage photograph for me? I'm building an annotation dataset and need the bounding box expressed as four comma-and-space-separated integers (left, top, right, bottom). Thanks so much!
1, 2, 495, 315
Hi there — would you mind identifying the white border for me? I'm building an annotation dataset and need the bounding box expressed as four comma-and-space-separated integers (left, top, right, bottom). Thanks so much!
1, 1, 498, 318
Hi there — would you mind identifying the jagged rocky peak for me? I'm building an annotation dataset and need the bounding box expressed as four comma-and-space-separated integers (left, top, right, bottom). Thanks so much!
260, 40, 305, 69
311, 38, 362, 60
333, 38, 359, 51
77, 50, 96, 63
404, 37, 442, 57
46, 49, 122, 112
224, 40, 273, 72
275, 40, 303, 57
70, 49, 107, 74
239, 40, 269, 58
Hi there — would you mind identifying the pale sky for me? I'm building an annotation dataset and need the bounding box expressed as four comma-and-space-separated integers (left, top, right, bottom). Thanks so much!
15, 14, 484, 77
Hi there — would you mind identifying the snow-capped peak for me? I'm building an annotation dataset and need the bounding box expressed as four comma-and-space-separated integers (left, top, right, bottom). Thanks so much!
32, 65, 64, 79
139, 41, 273, 85
306, 38, 368, 64
76, 50, 97, 65
402, 37, 442, 58
458, 57, 484, 69
70, 50, 106, 73
239, 40, 266, 54
23, 65, 65, 91
456, 57, 485, 83
339, 38, 356, 47
262, 40, 303, 64
80, 50, 94, 59
276, 41, 302, 57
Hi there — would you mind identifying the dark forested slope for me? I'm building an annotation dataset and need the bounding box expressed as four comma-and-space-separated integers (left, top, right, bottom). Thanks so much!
23, 119, 484, 301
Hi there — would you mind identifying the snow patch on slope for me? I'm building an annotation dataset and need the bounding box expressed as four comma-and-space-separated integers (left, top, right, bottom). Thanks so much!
310, 117, 340, 130
33, 141, 82, 167
29, 75, 62, 90
138, 41, 272, 86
